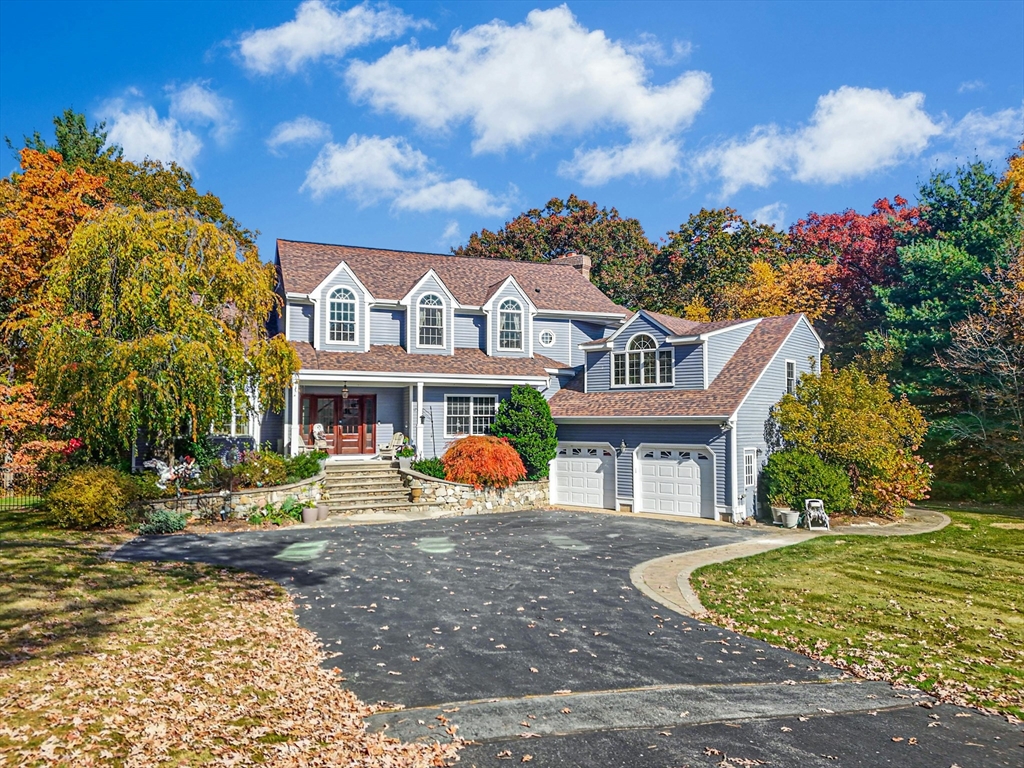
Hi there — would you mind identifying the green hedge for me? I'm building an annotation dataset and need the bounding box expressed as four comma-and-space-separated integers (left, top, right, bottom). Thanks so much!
761, 449, 854, 514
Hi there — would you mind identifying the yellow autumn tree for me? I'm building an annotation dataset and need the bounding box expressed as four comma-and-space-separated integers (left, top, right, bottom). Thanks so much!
723, 259, 837, 321
25, 207, 300, 460
1001, 142, 1024, 210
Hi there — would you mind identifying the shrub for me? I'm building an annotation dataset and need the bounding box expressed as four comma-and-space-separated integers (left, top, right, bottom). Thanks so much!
47, 465, 140, 529
285, 450, 327, 483
411, 457, 446, 479
138, 508, 188, 535
235, 449, 288, 488
761, 450, 854, 514
442, 435, 526, 489
247, 496, 307, 526
491, 385, 558, 480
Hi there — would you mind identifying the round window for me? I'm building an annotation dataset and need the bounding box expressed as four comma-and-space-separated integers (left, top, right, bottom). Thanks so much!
539, 330, 555, 347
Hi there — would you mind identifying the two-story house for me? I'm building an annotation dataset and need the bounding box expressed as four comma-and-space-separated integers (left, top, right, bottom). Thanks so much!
259, 239, 822, 522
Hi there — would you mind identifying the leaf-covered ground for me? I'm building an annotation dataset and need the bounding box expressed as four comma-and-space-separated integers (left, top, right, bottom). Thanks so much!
693, 508, 1024, 719
0, 507, 462, 766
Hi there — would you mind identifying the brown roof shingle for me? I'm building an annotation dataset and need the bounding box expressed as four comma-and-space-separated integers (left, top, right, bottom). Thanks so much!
293, 342, 557, 379
277, 240, 624, 315
549, 315, 803, 418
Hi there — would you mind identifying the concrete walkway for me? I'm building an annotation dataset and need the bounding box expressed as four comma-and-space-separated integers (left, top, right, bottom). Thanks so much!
632, 507, 950, 618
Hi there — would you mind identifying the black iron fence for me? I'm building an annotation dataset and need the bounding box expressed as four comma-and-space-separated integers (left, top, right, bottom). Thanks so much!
0, 467, 48, 512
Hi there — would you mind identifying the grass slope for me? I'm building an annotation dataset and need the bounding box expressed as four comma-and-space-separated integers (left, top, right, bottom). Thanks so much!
694, 508, 1024, 718
0, 507, 460, 766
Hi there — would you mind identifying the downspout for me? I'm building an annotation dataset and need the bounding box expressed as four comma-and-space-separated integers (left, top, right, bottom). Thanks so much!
290, 376, 301, 457
727, 415, 738, 520
416, 381, 425, 459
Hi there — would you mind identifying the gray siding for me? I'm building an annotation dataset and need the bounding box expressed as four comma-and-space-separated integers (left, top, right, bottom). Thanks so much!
706, 323, 757, 385
674, 344, 703, 389
611, 313, 668, 351
408, 274, 455, 355
736, 318, 822, 479
455, 313, 486, 349
584, 315, 703, 392
488, 282, 531, 358
555, 422, 730, 506
287, 302, 313, 344
585, 351, 611, 392
534, 317, 572, 366
541, 371, 578, 398
370, 308, 405, 346
418, 386, 512, 458
319, 268, 367, 351
570, 320, 610, 367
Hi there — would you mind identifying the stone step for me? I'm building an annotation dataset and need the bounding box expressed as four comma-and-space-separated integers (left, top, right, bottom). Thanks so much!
323, 475, 407, 489
327, 499, 413, 514
325, 461, 396, 473
326, 488, 409, 503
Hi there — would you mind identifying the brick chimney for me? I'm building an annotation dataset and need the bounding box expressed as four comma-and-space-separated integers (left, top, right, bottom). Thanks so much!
551, 252, 592, 282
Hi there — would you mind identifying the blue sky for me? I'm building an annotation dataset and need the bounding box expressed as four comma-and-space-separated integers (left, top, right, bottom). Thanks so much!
2, 1, 1021, 259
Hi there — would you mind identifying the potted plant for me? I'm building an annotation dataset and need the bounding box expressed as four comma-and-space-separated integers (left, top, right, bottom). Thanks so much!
301, 498, 318, 525
769, 495, 791, 526
317, 487, 330, 521
396, 444, 415, 470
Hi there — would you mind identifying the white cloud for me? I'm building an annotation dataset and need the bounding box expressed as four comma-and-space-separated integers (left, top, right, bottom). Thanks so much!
559, 137, 681, 186
301, 134, 508, 215
168, 81, 237, 144
437, 220, 462, 250
958, 80, 985, 94
346, 6, 711, 182
238, 0, 424, 75
948, 106, 1023, 163
750, 202, 787, 230
700, 86, 943, 194
101, 98, 203, 171
625, 34, 692, 66
267, 115, 332, 154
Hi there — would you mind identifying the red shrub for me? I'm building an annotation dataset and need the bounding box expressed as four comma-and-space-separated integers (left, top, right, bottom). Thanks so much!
441, 436, 526, 489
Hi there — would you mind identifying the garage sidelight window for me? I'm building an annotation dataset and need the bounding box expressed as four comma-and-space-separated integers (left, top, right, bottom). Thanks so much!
613, 334, 674, 386
445, 396, 497, 436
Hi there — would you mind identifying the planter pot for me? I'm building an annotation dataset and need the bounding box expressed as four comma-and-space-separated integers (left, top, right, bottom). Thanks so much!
398, 456, 413, 470
302, 507, 318, 525
316, 503, 329, 521
770, 506, 789, 525
780, 510, 800, 529
318, 458, 327, 472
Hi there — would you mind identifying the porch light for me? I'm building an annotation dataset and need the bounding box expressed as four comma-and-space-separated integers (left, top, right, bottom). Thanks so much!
341, 382, 349, 399
619, 439, 627, 454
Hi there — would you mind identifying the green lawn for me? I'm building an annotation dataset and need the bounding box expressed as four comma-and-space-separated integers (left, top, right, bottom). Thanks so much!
0, 506, 460, 766
693, 508, 1024, 718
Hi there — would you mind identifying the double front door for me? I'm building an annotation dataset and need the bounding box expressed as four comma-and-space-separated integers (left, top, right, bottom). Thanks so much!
301, 394, 376, 455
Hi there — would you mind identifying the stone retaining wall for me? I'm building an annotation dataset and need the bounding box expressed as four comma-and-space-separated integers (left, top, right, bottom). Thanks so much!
400, 470, 549, 516
142, 473, 324, 518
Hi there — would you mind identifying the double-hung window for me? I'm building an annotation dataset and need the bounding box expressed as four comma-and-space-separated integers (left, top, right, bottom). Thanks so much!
785, 360, 796, 395
612, 334, 673, 386
498, 299, 523, 350
418, 294, 444, 347
328, 287, 356, 342
445, 396, 497, 436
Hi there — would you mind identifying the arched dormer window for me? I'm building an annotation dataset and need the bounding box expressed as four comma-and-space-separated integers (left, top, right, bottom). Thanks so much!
498, 298, 523, 350
329, 287, 356, 343
613, 333, 674, 386
418, 294, 444, 347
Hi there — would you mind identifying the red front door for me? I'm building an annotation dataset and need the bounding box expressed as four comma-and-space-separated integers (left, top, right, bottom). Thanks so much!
301, 394, 376, 455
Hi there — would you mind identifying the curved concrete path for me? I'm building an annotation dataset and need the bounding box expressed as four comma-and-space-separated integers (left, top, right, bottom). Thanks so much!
631, 507, 950, 619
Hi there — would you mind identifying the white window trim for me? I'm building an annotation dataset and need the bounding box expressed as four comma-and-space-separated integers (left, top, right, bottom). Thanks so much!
743, 448, 757, 488
443, 394, 498, 438
539, 329, 556, 347
328, 287, 358, 345
785, 359, 796, 395
611, 333, 674, 388
498, 299, 524, 351
418, 293, 446, 349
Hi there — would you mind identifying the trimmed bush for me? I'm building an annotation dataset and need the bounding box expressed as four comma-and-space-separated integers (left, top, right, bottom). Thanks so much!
285, 450, 327, 483
47, 466, 139, 529
761, 449, 854, 514
491, 385, 558, 480
411, 457, 446, 479
235, 449, 288, 488
442, 436, 526, 489
138, 509, 188, 535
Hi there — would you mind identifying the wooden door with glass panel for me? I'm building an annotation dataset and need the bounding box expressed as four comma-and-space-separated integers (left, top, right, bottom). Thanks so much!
301, 394, 376, 455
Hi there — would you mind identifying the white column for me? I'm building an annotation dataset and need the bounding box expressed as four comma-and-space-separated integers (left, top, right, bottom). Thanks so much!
416, 381, 425, 459
290, 377, 301, 457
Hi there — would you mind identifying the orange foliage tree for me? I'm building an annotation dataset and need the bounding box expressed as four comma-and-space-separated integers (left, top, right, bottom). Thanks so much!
441, 436, 526, 489
0, 380, 71, 470
723, 259, 838, 321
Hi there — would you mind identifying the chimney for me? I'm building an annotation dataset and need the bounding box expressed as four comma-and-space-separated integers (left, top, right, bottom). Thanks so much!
551, 251, 592, 282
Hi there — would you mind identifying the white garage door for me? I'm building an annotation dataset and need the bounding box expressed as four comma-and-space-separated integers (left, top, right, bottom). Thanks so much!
552, 443, 615, 509
637, 446, 713, 518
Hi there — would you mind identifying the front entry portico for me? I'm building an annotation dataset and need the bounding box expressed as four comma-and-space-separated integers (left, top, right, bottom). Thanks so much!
300, 394, 376, 455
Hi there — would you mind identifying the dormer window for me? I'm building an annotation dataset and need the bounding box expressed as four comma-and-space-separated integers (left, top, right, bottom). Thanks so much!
418, 294, 445, 347
498, 299, 523, 350
613, 334, 673, 386
328, 287, 356, 343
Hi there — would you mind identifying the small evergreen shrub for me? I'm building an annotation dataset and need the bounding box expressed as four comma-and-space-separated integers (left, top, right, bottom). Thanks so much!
138, 509, 188, 535
442, 436, 526, 489
761, 449, 854, 514
285, 450, 327, 483
235, 449, 288, 488
491, 385, 558, 480
411, 457, 446, 479
47, 466, 139, 529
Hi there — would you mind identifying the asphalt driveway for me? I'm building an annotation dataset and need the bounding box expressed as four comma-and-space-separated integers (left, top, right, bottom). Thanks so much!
115, 510, 1022, 767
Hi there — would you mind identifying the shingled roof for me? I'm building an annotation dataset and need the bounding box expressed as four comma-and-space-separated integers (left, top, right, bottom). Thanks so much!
582, 310, 758, 347
549, 314, 804, 418
292, 342, 559, 379
277, 240, 625, 315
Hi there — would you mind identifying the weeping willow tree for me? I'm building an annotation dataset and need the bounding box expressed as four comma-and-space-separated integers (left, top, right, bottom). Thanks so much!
24, 206, 299, 461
